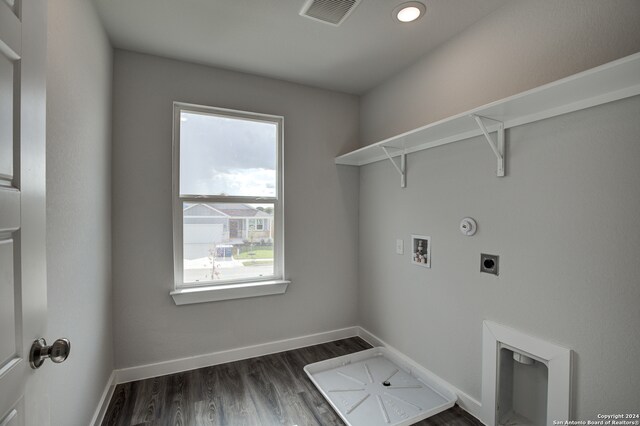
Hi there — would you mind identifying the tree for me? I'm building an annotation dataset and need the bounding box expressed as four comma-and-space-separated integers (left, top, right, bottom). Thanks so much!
207, 247, 221, 280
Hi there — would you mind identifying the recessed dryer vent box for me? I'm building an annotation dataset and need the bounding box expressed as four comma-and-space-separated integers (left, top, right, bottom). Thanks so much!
304, 347, 457, 426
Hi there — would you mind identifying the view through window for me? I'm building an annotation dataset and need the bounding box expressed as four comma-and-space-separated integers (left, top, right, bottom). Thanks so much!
175, 106, 282, 286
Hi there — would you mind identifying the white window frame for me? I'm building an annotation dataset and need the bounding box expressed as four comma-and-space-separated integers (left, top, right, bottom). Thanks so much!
170, 102, 288, 305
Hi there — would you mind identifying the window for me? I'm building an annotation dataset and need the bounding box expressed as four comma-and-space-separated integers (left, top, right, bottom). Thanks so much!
171, 103, 287, 304
249, 218, 268, 231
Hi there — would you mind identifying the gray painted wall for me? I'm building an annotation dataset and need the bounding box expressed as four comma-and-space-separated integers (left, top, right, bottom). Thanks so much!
360, 0, 640, 145
359, 97, 640, 418
111, 50, 360, 368
46, 0, 114, 424
358, 0, 640, 419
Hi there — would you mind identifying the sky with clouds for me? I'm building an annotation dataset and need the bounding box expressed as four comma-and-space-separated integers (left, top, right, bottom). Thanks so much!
180, 111, 277, 197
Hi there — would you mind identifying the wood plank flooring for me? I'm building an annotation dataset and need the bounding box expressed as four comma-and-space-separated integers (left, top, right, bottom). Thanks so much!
102, 337, 481, 426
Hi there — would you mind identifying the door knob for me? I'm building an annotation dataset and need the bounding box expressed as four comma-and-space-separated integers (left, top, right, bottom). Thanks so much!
29, 338, 71, 369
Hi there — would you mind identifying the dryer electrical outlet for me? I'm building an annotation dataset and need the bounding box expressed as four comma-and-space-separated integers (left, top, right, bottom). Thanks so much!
481, 253, 499, 275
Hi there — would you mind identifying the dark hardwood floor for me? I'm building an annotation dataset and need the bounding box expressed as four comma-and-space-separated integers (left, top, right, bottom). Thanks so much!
102, 337, 482, 426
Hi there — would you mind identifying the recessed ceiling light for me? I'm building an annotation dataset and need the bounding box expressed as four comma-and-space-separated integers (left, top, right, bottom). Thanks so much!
393, 2, 426, 23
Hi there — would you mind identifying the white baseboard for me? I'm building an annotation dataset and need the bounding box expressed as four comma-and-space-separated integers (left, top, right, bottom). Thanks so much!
115, 326, 360, 384
90, 370, 117, 426
357, 327, 485, 424
94, 325, 484, 425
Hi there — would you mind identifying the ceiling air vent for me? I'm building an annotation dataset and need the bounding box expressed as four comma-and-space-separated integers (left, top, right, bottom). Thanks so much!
300, 0, 361, 26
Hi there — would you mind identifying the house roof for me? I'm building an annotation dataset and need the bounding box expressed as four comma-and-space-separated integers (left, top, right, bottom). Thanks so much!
183, 203, 227, 217
213, 204, 271, 218
184, 203, 272, 218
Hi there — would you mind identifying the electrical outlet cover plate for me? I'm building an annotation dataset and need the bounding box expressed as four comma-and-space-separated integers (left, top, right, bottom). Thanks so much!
481, 253, 499, 275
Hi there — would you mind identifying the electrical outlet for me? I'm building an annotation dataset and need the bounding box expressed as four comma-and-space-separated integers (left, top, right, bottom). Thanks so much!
481, 253, 499, 275
396, 239, 404, 255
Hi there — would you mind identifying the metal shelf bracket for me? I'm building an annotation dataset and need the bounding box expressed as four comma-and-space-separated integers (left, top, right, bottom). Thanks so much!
381, 146, 406, 188
472, 114, 505, 177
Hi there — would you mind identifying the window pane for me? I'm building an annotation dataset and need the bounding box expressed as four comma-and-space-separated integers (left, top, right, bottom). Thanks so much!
183, 202, 275, 284
180, 111, 277, 197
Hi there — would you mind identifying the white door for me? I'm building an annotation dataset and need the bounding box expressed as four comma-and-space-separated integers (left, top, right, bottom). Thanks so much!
0, 0, 48, 425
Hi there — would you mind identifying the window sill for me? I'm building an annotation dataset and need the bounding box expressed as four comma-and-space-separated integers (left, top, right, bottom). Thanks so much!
170, 280, 290, 305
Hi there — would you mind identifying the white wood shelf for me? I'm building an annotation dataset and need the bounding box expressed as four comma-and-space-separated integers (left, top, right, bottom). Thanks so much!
336, 52, 640, 177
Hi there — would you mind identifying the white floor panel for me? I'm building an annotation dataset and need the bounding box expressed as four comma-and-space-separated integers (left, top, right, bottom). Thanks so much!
304, 347, 457, 426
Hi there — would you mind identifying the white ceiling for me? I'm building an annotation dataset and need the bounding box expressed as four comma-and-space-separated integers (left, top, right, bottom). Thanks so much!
93, 0, 508, 94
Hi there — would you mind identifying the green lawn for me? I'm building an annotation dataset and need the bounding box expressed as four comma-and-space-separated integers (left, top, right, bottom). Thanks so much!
235, 249, 274, 260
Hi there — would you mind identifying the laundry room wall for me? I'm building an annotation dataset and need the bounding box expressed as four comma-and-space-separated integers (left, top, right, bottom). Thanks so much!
357, 0, 640, 419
